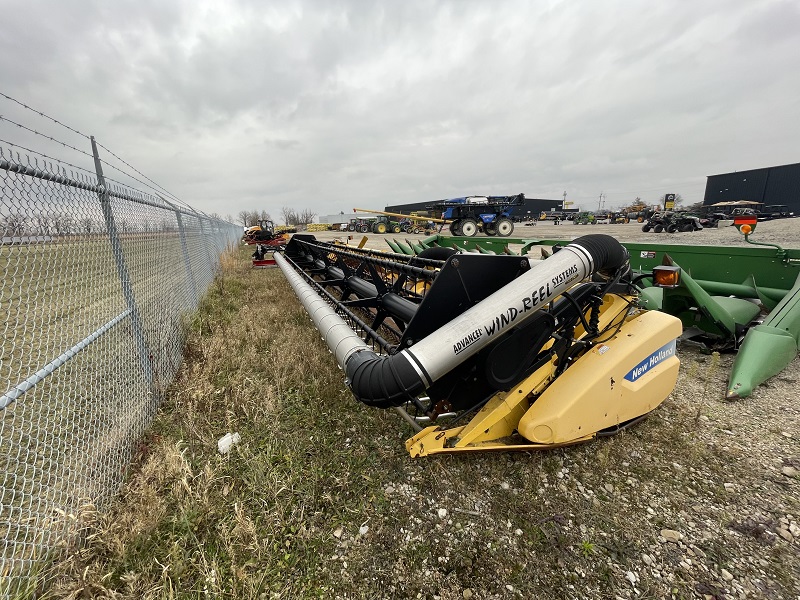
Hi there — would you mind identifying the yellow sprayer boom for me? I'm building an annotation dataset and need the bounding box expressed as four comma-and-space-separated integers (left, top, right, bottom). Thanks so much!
353, 208, 447, 224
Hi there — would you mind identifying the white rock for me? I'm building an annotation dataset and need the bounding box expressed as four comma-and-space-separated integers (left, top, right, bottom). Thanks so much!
333, 527, 343, 539
437, 508, 448, 519
782, 466, 799, 478
359, 524, 369, 536
777, 528, 793, 542
462, 590, 473, 599
604, 483, 614, 493
642, 553, 653, 566
625, 571, 637, 584
661, 529, 682, 543
501, 481, 511, 490
721, 568, 734, 581
724, 483, 735, 492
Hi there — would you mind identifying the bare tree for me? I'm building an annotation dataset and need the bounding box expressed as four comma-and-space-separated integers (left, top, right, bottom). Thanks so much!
52, 213, 74, 236
80, 217, 95, 234
33, 215, 52, 235
260, 209, 272, 222
2, 212, 27, 236
298, 209, 317, 225
238, 210, 250, 227
280, 206, 296, 226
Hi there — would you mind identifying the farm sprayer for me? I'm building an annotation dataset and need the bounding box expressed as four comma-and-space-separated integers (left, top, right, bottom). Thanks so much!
275, 233, 683, 457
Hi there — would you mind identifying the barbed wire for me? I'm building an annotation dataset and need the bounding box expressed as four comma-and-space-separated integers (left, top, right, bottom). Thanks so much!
0, 91, 90, 140
0, 91, 197, 211
0, 115, 95, 159
0, 138, 98, 178
94, 141, 188, 207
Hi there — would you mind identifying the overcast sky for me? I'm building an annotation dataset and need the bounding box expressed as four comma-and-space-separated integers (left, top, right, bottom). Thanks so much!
2, 0, 799, 220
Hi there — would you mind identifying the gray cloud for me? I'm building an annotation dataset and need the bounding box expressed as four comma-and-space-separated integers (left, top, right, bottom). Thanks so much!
1, 0, 799, 219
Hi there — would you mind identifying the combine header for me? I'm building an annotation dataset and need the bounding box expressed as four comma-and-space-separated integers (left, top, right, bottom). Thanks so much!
243, 219, 288, 267
276, 234, 683, 456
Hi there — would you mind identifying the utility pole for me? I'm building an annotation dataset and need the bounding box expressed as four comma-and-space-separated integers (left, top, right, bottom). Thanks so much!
562, 190, 567, 210
597, 192, 605, 212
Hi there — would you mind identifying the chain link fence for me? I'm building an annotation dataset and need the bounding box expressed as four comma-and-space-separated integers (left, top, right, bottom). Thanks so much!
0, 140, 241, 593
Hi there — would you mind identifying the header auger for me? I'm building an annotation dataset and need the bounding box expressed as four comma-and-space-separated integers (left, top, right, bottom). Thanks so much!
276, 234, 682, 457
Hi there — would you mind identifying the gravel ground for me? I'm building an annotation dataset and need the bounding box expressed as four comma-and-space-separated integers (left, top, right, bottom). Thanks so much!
305, 220, 800, 599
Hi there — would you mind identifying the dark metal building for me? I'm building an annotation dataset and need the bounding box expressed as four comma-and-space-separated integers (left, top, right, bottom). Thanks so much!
704, 162, 800, 212
384, 197, 566, 220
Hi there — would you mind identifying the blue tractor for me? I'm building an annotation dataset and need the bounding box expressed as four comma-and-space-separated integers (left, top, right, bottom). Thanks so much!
428, 193, 525, 237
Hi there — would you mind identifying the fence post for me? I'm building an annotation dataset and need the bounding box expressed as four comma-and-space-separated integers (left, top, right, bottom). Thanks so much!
174, 210, 199, 307
197, 215, 214, 270
90, 136, 154, 388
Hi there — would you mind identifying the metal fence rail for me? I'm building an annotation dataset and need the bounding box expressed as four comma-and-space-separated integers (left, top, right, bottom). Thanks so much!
0, 140, 241, 592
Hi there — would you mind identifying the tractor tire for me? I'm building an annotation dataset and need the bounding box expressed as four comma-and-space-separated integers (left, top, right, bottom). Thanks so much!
496, 217, 514, 237
412, 227, 421, 234
393, 225, 401, 233
667, 224, 678, 233
347, 224, 356, 232
359, 224, 370, 233
449, 221, 461, 236
641, 224, 651, 232
654, 225, 664, 233
637, 216, 644, 223
375, 222, 387, 234
680, 224, 693, 232
460, 219, 478, 237
484, 222, 498, 236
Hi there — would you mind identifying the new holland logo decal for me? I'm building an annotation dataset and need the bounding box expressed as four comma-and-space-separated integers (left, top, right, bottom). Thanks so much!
624, 340, 676, 382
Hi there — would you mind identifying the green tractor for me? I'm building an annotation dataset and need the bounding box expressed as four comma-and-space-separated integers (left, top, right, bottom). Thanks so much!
372, 215, 403, 234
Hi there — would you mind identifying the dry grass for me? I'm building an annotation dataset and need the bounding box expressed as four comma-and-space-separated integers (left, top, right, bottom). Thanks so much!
38, 244, 799, 599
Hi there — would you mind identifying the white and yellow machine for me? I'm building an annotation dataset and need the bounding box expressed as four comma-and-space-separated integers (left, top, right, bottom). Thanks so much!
276, 234, 681, 457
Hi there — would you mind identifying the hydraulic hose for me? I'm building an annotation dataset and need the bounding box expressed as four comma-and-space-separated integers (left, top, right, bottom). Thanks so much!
280, 235, 628, 408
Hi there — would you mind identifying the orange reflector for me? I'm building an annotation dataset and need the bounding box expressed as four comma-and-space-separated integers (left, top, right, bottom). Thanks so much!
653, 265, 681, 288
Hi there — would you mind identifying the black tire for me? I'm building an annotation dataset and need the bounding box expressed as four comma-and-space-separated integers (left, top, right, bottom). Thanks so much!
654, 224, 664, 233
641, 225, 651, 232
495, 217, 514, 237
393, 225, 401, 233
460, 218, 478, 237
667, 224, 678, 233
449, 221, 461, 236
412, 227, 421, 234
347, 224, 356, 232
484, 222, 497, 236
375, 222, 387, 234
359, 225, 370, 233
680, 224, 693, 232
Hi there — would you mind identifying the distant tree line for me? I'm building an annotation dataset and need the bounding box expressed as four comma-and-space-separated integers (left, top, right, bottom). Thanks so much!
237, 207, 317, 227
